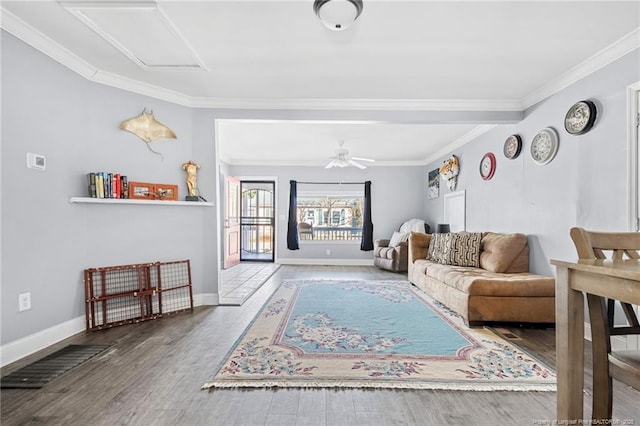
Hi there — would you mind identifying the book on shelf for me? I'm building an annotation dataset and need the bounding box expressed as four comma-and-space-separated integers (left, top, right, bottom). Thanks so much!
121, 175, 128, 199
87, 172, 97, 198
96, 173, 104, 198
106, 172, 113, 198
87, 172, 128, 199
114, 173, 121, 199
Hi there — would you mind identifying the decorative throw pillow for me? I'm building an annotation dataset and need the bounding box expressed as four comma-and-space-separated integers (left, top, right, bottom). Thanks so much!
442, 232, 482, 267
389, 231, 408, 247
426, 233, 443, 262
427, 233, 453, 264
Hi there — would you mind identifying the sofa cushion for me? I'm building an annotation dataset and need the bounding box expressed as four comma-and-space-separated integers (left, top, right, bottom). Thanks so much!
443, 232, 482, 267
424, 261, 555, 297
480, 232, 529, 273
389, 231, 408, 247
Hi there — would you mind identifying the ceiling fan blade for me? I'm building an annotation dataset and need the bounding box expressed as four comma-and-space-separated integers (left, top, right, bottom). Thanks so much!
325, 160, 336, 168
352, 156, 375, 162
349, 159, 367, 169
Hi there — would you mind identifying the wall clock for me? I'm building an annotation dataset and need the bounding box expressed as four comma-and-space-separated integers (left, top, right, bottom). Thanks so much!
564, 100, 597, 135
503, 134, 522, 159
530, 127, 559, 165
479, 152, 496, 180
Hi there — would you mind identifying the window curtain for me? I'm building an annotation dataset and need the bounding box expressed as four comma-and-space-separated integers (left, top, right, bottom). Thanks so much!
287, 180, 299, 250
360, 180, 374, 251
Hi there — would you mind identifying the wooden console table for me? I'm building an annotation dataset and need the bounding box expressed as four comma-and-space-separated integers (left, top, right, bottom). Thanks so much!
551, 258, 640, 421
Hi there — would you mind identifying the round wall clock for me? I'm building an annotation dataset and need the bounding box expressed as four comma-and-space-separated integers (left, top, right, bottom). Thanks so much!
530, 127, 559, 165
564, 100, 597, 135
503, 134, 522, 159
479, 152, 496, 180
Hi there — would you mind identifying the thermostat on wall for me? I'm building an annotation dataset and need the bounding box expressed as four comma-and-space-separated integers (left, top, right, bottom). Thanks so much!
26, 152, 46, 171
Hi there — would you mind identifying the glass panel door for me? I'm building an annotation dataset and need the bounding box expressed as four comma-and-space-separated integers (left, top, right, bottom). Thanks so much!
240, 181, 275, 262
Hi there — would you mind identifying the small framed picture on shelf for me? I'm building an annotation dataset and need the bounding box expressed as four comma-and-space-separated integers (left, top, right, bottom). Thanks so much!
129, 181, 156, 200
156, 184, 178, 201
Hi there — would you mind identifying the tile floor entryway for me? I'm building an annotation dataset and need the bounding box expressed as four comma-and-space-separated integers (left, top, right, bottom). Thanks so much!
219, 262, 281, 305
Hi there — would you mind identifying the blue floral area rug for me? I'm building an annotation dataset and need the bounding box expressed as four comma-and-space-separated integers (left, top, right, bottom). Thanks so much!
202, 280, 556, 391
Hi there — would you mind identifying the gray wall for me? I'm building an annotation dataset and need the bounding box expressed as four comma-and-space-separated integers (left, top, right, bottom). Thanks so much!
1, 32, 219, 346
424, 50, 640, 275
3, 27, 638, 356
227, 165, 427, 262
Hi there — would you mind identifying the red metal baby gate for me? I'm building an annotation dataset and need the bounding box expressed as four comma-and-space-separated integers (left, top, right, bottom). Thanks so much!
83, 260, 194, 332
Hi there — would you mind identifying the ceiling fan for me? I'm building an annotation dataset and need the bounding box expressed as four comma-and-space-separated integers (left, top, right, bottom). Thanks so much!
325, 141, 375, 169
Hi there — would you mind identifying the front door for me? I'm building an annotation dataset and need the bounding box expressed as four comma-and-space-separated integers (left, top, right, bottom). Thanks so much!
224, 176, 241, 269
240, 181, 275, 262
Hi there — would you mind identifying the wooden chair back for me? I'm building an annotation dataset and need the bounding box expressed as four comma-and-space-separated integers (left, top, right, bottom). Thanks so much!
569, 227, 640, 420
570, 227, 640, 335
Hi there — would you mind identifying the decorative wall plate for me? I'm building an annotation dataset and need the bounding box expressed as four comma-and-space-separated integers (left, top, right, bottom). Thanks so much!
564, 100, 597, 135
503, 134, 522, 159
530, 128, 559, 165
479, 152, 496, 180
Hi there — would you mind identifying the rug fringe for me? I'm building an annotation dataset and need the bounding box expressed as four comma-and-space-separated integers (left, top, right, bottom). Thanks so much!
201, 380, 556, 392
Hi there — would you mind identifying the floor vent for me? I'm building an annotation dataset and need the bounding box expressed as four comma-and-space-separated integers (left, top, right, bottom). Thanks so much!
1, 344, 110, 389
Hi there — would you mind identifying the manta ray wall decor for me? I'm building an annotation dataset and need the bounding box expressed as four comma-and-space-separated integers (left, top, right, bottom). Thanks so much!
120, 109, 177, 160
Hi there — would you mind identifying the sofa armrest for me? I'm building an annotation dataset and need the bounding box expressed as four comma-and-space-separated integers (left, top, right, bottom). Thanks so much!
408, 232, 431, 264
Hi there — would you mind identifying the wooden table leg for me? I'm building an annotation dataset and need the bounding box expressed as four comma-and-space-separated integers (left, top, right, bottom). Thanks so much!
556, 267, 585, 421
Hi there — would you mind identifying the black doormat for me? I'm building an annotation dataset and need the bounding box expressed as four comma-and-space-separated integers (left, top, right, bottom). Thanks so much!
1, 344, 110, 389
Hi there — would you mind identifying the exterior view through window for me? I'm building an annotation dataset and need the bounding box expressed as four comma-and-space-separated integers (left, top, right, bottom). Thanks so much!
297, 194, 364, 241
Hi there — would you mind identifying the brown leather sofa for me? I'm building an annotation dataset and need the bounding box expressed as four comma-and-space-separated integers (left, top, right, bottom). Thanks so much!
408, 231, 555, 326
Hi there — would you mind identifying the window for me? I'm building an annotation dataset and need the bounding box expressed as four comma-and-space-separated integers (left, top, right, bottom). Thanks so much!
297, 192, 364, 241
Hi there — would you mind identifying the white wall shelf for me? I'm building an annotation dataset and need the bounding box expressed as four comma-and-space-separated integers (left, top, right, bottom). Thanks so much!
69, 197, 214, 207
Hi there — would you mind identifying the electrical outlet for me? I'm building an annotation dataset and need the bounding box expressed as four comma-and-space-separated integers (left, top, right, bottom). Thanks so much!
326, 249, 331, 256
19, 292, 31, 312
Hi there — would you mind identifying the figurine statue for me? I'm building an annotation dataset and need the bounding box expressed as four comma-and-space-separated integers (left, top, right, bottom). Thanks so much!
439, 155, 460, 191
182, 160, 200, 200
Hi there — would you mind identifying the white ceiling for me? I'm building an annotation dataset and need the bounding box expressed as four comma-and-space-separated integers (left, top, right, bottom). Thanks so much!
2, 1, 639, 166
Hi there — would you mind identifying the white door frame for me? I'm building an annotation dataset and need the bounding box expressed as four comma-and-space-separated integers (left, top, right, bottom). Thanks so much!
627, 81, 640, 350
627, 81, 640, 231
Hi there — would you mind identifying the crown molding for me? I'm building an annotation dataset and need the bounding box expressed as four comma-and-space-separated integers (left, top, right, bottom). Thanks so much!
189, 97, 523, 111
91, 69, 192, 106
222, 158, 429, 167
1, 8, 97, 80
522, 28, 640, 109
423, 124, 496, 165
1, 7, 193, 107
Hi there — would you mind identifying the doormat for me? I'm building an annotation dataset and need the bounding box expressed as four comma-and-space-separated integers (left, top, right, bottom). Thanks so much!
1, 344, 110, 389
202, 280, 556, 391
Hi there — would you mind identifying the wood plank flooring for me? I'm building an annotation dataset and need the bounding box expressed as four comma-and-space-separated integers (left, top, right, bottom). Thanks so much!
1, 266, 639, 425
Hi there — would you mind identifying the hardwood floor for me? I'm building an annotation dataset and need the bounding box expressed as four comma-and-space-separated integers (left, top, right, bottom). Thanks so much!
1, 266, 639, 425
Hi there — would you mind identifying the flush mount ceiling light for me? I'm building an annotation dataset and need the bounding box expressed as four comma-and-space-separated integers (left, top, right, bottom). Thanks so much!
313, 0, 364, 31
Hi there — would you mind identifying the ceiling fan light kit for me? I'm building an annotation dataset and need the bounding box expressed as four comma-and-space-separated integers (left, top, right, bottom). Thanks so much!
325, 141, 374, 169
313, 0, 364, 31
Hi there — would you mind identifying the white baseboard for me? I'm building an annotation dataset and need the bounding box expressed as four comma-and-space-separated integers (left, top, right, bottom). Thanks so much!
0, 292, 219, 368
0, 315, 85, 368
277, 258, 374, 266
195, 293, 219, 306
